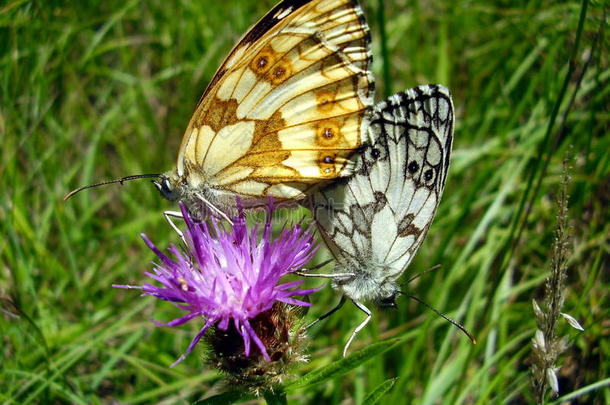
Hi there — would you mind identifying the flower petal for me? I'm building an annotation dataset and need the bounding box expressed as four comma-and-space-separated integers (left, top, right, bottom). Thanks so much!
170, 318, 215, 367
150, 312, 201, 327
243, 320, 270, 361
277, 297, 312, 307
561, 312, 584, 331
236, 319, 251, 356
117, 196, 320, 365
546, 367, 559, 393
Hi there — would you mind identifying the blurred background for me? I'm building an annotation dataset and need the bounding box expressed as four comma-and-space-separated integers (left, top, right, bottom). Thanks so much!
1, 0, 608, 403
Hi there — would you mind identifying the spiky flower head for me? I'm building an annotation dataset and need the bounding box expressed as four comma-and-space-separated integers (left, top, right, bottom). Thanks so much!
115, 200, 319, 370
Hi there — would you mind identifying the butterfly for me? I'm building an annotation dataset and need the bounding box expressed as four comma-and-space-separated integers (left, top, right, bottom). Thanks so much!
65, 0, 375, 218
155, 0, 376, 215
308, 84, 457, 356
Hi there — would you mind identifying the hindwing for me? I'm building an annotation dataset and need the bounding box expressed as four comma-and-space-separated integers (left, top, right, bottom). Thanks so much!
313, 84, 454, 278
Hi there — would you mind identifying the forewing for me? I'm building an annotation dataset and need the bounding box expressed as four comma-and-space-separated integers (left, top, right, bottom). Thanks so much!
178, 0, 375, 200
313, 84, 454, 278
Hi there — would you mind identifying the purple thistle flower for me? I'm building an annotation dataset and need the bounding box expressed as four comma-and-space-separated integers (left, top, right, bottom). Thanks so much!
114, 200, 319, 367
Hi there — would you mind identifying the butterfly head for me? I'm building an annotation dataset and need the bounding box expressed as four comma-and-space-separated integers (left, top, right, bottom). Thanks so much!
332, 262, 401, 307
153, 172, 184, 202
152, 170, 245, 221
378, 292, 399, 309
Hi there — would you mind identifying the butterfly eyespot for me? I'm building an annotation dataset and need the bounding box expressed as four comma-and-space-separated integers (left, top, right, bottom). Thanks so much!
257, 57, 268, 68
319, 150, 337, 176
268, 62, 291, 84
250, 46, 276, 74
316, 120, 342, 147
408, 161, 419, 174
316, 90, 336, 113
424, 169, 434, 181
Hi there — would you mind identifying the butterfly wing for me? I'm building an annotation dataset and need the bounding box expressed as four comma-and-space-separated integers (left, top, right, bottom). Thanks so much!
177, 0, 375, 200
313, 84, 454, 280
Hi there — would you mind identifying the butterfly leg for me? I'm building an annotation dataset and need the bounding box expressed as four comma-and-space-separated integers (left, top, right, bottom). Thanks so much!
163, 210, 185, 243
295, 259, 355, 278
296, 271, 355, 278
342, 300, 372, 357
194, 192, 233, 225
306, 295, 347, 329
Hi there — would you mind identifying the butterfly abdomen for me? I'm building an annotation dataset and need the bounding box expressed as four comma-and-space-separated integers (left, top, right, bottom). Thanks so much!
332, 261, 400, 304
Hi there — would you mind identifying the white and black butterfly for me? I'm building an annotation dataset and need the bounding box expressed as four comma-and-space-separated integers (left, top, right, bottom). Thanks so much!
308, 84, 456, 355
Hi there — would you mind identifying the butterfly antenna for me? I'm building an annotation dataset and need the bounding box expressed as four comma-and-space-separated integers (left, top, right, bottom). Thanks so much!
63, 174, 161, 201
399, 291, 476, 344
403, 264, 442, 285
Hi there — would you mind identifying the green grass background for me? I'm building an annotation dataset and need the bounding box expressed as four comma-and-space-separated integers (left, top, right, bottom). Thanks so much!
1, 0, 608, 403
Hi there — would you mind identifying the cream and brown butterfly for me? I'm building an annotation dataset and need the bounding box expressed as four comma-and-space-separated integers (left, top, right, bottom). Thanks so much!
65, 0, 375, 218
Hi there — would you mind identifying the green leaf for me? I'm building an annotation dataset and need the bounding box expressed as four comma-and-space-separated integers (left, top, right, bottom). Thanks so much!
549, 378, 610, 404
195, 390, 253, 405
263, 388, 287, 405
362, 378, 398, 405
286, 338, 402, 390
